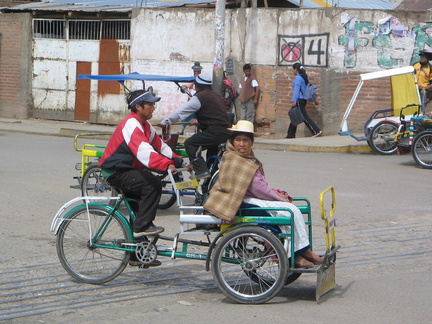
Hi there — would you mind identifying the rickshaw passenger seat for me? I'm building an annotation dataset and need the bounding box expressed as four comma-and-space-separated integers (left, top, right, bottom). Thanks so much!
236, 202, 271, 216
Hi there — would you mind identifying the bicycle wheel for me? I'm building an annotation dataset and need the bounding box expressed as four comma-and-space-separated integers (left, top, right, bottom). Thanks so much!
211, 226, 288, 304
207, 169, 219, 191
368, 121, 398, 155
158, 173, 178, 210
81, 164, 117, 198
56, 205, 131, 284
412, 131, 432, 169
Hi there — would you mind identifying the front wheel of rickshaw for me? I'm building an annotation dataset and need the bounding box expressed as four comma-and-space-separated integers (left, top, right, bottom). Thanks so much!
211, 226, 288, 304
56, 205, 131, 284
412, 131, 432, 169
368, 121, 398, 155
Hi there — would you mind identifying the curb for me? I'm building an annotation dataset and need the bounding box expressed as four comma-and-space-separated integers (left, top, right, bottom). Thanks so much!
59, 128, 113, 137
1, 125, 372, 154
253, 141, 372, 154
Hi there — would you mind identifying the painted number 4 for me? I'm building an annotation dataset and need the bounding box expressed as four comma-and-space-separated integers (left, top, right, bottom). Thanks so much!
307, 38, 326, 66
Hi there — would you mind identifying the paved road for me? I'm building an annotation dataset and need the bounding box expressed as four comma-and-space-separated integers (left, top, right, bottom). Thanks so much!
1, 133, 431, 323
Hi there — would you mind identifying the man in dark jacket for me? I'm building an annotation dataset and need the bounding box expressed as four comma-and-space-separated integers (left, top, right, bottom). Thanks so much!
99, 90, 187, 238
159, 73, 231, 179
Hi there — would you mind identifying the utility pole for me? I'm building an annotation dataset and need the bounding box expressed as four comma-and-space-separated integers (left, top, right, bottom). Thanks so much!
213, 0, 226, 94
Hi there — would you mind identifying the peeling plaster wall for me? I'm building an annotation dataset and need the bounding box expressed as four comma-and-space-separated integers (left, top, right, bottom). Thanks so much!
130, 8, 431, 136
2, 7, 431, 136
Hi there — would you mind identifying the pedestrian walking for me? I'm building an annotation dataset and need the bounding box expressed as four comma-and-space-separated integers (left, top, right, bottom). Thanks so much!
286, 63, 322, 138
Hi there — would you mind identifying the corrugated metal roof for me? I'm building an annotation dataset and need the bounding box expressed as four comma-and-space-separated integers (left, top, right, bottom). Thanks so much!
3, 2, 132, 12
286, 0, 394, 9
3, 0, 216, 12
5, 0, 430, 12
42, 0, 215, 7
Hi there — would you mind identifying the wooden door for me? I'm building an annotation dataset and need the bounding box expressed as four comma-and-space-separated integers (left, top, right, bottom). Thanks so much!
75, 62, 91, 121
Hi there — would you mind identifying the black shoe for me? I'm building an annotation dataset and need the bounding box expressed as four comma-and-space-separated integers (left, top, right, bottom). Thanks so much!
285, 136, 295, 139
129, 259, 162, 268
133, 225, 164, 237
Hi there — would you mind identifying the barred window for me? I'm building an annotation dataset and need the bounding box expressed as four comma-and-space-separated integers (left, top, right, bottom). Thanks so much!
33, 19, 130, 40
69, 20, 101, 40
102, 20, 130, 40
33, 19, 65, 39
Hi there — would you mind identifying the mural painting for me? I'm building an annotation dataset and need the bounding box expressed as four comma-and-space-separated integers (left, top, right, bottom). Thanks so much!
411, 24, 432, 65
338, 14, 432, 69
338, 16, 373, 68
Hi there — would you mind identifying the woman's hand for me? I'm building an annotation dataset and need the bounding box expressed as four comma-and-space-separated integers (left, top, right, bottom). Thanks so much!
276, 189, 293, 202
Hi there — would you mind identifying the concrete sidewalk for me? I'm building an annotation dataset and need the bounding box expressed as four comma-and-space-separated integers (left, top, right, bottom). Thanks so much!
0, 117, 371, 153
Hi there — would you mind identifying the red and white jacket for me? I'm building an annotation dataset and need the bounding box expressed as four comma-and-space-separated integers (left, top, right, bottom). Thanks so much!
99, 112, 180, 173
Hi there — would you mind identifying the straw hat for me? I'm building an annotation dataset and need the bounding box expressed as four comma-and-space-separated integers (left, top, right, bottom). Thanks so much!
228, 120, 255, 134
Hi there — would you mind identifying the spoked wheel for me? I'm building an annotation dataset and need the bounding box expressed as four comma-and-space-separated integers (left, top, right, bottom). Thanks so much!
207, 169, 219, 191
368, 121, 398, 155
211, 226, 288, 304
81, 164, 117, 200
412, 131, 432, 169
158, 173, 178, 210
56, 205, 131, 284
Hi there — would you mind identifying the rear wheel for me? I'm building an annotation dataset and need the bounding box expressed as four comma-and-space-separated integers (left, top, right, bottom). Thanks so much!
81, 164, 117, 199
207, 169, 219, 191
56, 205, 130, 284
211, 226, 287, 304
368, 121, 398, 155
412, 131, 432, 169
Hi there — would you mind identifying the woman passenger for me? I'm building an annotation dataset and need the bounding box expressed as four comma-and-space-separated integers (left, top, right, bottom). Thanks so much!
204, 120, 323, 268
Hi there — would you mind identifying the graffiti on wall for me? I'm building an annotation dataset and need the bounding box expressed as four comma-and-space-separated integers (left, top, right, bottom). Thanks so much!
278, 33, 329, 67
338, 14, 432, 68
411, 25, 432, 65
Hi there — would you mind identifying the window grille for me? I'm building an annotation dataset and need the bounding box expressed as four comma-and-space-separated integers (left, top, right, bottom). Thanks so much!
69, 20, 101, 40
102, 20, 131, 40
33, 19, 130, 40
33, 19, 65, 39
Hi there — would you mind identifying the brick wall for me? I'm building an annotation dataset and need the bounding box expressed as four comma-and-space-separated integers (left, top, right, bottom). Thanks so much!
0, 13, 32, 118
338, 72, 392, 132
259, 67, 393, 137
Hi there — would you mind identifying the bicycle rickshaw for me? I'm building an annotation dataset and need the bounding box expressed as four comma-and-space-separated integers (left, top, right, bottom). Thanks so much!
51, 166, 339, 304
395, 114, 432, 169
339, 66, 422, 155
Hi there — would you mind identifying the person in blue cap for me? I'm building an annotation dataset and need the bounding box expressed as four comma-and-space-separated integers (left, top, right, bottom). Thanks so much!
99, 89, 188, 239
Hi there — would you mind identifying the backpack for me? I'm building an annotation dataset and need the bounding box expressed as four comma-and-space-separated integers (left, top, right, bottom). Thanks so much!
303, 83, 317, 102
222, 79, 239, 108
